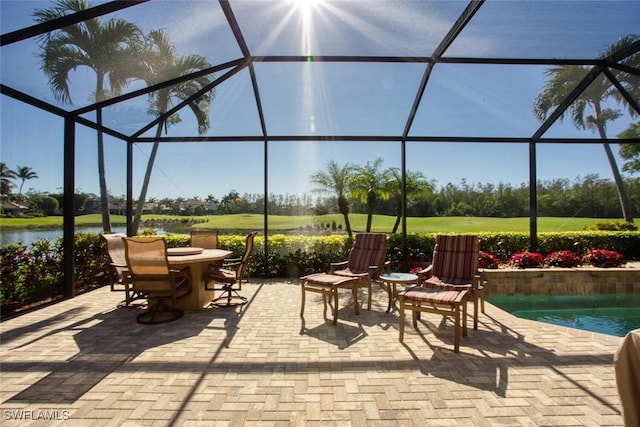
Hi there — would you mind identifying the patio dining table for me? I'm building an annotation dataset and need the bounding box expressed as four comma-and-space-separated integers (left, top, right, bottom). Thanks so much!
167, 248, 232, 310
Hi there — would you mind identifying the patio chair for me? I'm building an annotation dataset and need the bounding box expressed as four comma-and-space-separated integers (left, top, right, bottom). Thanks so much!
102, 232, 138, 305
417, 234, 485, 329
190, 228, 218, 249
123, 237, 192, 324
205, 231, 257, 307
398, 287, 469, 353
329, 232, 389, 312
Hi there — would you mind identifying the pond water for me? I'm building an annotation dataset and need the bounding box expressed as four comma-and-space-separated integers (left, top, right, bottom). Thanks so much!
0, 226, 176, 247
487, 294, 640, 337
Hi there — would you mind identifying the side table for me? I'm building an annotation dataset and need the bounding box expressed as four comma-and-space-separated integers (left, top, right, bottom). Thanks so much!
379, 272, 420, 312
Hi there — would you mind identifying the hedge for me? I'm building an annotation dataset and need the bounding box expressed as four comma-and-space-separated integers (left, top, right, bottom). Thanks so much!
2, 231, 638, 315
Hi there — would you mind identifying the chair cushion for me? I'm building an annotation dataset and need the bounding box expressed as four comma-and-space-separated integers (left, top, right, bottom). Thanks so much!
348, 233, 387, 272
207, 268, 236, 282
403, 287, 463, 305
431, 235, 479, 282
333, 268, 369, 278
303, 273, 358, 287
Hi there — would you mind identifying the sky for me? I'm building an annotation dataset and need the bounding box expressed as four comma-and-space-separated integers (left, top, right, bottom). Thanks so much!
1, 0, 639, 202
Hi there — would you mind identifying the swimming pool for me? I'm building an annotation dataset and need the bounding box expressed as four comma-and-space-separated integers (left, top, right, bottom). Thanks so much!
487, 293, 640, 337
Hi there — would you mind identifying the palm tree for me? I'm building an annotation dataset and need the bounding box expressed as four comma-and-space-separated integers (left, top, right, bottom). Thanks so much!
388, 168, 435, 234
310, 160, 356, 237
0, 163, 17, 195
15, 166, 38, 200
533, 35, 639, 223
351, 158, 392, 232
34, 0, 143, 232
618, 122, 640, 174
127, 29, 215, 234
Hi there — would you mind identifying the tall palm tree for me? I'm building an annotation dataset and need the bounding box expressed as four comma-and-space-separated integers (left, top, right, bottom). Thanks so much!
388, 168, 435, 234
310, 160, 356, 237
533, 35, 639, 223
618, 122, 640, 174
351, 158, 392, 232
34, 0, 143, 232
15, 166, 38, 200
0, 163, 17, 196
126, 29, 215, 234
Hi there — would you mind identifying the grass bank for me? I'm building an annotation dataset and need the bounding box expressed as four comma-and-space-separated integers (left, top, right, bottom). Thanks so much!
0, 213, 622, 233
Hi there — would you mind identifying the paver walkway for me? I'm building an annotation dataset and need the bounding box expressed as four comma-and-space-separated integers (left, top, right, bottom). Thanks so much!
0, 280, 626, 426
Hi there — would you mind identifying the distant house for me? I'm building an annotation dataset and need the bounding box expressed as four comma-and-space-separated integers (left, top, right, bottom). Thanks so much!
142, 202, 156, 214
1, 200, 29, 216
85, 197, 127, 216
178, 199, 217, 214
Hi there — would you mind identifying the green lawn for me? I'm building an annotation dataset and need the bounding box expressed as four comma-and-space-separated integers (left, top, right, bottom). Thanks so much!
0, 213, 621, 233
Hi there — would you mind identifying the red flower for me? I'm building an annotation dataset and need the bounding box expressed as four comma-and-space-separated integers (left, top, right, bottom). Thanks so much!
479, 251, 500, 269
507, 251, 544, 268
582, 249, 625, 268
544, 250, 581, 268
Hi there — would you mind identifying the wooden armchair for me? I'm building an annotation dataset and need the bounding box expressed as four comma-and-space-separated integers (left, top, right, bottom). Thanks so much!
398, 235, 482, 353
418, 234, 485, 329
123, 237, 192, 324
102, 232, 138, 305
206, 232, 257, 307
329, 232, 389, 312
190, 229, 219, 249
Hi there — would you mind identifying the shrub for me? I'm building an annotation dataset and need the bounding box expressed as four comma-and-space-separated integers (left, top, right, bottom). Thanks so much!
397, 259, 424, 273
585, 221, 637, 231
506, 251, 545, 268
544, 250, 581, 268
478, 251, 500, 269
581, 249, 625, 268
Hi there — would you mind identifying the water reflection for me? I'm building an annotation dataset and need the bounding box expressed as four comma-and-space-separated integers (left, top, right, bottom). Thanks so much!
0, 226, 175, 247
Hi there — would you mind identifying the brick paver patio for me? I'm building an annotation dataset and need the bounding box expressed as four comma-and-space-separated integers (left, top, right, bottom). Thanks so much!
0, 280, 626, 426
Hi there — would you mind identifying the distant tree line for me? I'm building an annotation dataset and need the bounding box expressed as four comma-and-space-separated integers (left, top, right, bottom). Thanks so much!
3, 170, 639, 222
147, 173, 640, 220
218, 175, 640, 218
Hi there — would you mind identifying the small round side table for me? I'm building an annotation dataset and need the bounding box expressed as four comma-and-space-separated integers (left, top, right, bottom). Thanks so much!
379, 272, 420, 312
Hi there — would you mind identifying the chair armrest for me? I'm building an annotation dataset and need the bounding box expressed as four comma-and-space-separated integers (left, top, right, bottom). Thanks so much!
368, 264, 382, 276
222, 257, 242, 268
329, 260, 347, 273
417, 264, 433, 276
473, 273, 485, 290
382, 260, 391, 275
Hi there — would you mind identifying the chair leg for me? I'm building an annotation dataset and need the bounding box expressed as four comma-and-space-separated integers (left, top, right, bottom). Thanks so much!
300, 280, 306, 317
210, 284, 247, 307
473, 293, 479, 330
462, 298, 468, 337
137, 299, 183, 325
332, 287, 339, 325
454, 303, 461, 353
399, 297, 405, 342
366, 278, 372, 311
352, 285, 359, 316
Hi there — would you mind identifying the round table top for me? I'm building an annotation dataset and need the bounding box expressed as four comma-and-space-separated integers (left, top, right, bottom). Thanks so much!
379, 272, 419, 283
167, 247, 203, 256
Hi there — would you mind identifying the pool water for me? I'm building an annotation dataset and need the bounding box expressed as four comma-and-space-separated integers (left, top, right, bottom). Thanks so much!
487, 294, 640, 337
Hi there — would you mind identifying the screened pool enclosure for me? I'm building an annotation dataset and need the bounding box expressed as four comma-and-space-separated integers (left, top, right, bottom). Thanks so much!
1, 0, 639, 296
